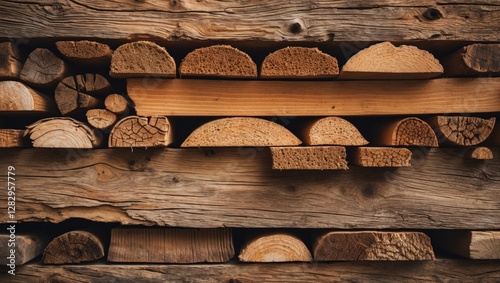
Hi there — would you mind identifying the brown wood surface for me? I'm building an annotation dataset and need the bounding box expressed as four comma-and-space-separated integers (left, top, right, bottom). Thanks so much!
465, 147, 494, 160
351, 147, 412, 167
104, 94, 129, 115
86, 109, 118, 130
239, 233, 312, 262
270, 146, 348, 170
429, 116, 496, 146
313, 231, 435, 261
127, 78, 500, 116
0, 81, 56, 113
42, 230, 105, 264
431, 231, 500, 259
2, 260, 500, 282
0, 129, 27, 147
0, 42, 22, 79
300, 117, 368, 146
375, 117, 438, 147
109, 116, 174, 148
108, 228, 234, 263
55, 74, 109, 115
0, 147, 498, 229
0, 1, 498, 43
55, 40, 112, 66
20, 48, 67, 88
0, 233, 49, 265
442, 43, 500, 76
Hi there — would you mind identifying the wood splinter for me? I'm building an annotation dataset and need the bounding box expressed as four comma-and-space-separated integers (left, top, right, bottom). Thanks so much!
313, 231, 435, 261
42, 230, 105, 264
465, 147, 493, 160
109, 116, 174, 147
0, 41, 23, 79
428, 116, 496, 146
300, 116, 368, 146
20, 48, 68, 88
376, 117, 438, 147
270, 146, 348, 170
351, 147, 412, 167
55, 74, 111, 115
239, 233, 312, 262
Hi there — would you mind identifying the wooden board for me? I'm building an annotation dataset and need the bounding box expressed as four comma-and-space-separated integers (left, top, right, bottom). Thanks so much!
0, 233, 48, 265
431, 231, 500, 259
0, 1, 498, 42
0, 129, 26, 147
3, 261, 500, 282
270, 146, 348, 170
0, 147, 499, 229
127, 78, 500, 116
239, 233, 312, 262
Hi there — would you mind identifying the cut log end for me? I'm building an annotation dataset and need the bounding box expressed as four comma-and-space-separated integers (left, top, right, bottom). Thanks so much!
271, 146, 348, 170
181, 117, 302, 147
0, 233, 49, 265
378, 117, 438, 147
0, 129, 27, 147
239, 233, 312, 262
25, 117, 102, 148
105, 94, 129, 115
340, 42, 443, 79
20, 48, 67, 88
0, 41, 23, 79
86, 109, 118, 130
313, 232, 435, 261
429, 116, 496, 146
260, 47, 339, 79
352, 147, 412, 167
302, 116, 368, 146
465, 147, 493, 160
180, 45, 257, 79
442, 43, 500, 76
109, 116, 173, 147
55, 40, 112, 66
431, 231, 500, 259
0, 81, 56, 113
42, 231, 105, 264
55, 74, 109, 115
110, 41, 176, 78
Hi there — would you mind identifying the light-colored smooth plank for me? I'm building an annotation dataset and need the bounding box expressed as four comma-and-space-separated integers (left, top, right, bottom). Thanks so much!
0, 147, 498, 229
127, 78, 500, 116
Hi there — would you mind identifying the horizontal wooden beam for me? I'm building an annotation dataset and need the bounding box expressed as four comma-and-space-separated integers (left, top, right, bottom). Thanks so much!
3, 261, 500, 282
0, 1, 498, 43
127, 78, 500, 116
0, 148, 498, 229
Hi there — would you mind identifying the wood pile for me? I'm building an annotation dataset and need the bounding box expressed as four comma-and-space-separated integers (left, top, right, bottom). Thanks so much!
0, 1, 499, 281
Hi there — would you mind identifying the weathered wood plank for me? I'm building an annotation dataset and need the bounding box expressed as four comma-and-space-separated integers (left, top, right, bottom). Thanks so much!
0, 1, 498, 42
2, 260, 500, 282
0, 233, 48, 265
127, 78, 500, 116
0, 148, 498, 229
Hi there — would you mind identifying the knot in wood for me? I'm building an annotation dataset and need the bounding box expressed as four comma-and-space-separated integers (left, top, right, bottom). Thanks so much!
424, 7, 443, 20
289, 22, 303, 34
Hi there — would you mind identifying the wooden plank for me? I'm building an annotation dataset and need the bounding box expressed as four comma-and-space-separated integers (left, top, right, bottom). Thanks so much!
431, 231, 500, 259
127, 78, 500, 116
442, 43, 500, 77
42, 230, 106, 264
0, 147, 499, 229
55, 74, 107, 115
239, 233, 312, 262
55, 40, 112, 66
0, 129, 27, 147
108, 228, 234, 263
270, 146, 348, 170
351, 147, 412, 167
0, 233, 49, 265
105, 94, 129, 115
0, 1, 498, 42
3, 260, 500, 282
313, 231, 435, 261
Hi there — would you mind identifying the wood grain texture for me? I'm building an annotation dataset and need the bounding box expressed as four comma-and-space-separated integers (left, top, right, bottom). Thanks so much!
127, 78, 500, 116
442, 43, 500, 76
2, 260, 500, 282
56, 40, 112, 66
0, 233, 49, 265
465, 147, 494, 160
0, 147, 498, 229
109, 116, 174, 148
20, 48, 67, 88
300, 117, 368, 146
0, 81, 56, 113
86, 109, 117, 130
239, 233, 312, 262
431, 231, 500, 259
0, 42, 22, 79
429, 116, 496, 146
42, 230, 105, 264
270, 146, 348, 170
0, 1, 498, 42
0, 129, 27, 147
351, 147, 412, 167
375, 117, 438, 147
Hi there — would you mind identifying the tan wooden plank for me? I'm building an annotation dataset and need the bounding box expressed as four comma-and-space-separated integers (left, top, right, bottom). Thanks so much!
0, 147, 498, 229
127, 78, 500, 116
0, 233, 49, 265
0, 1, 498, 42
431, 231, 500, 259
3, 261, 500, 282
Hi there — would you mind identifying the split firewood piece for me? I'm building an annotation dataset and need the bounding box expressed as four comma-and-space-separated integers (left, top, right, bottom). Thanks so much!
105, 93, 129, 115
431, 231, 500, 259
376, 117, 438, 147
25, 117, 101, 148
313, 231, 435, 261
239, 233, 312, 262
179, 45, 257, 78
0, 233, 49, 265
86, 109, 118, 130
441, 44, 500, 77
270, 146, 348, 170
55, 40, 113, 66
465, 147, 493, 160
0, 129, 27, 147
351, 147, 412, 167
42, 230, 105, 264
300, 117, 368, 146
260, 47, 339, 79
428, 116, 496, 146
110, 41, 176, 78
20, 48, 68, 88
340, 42, 443, 79
108, 228, 234, 263
181, 117, 301, 147
0, 81, 56, 113
55, 74, 111, 115
0, 42, 23, 79
109, 116, 173, 147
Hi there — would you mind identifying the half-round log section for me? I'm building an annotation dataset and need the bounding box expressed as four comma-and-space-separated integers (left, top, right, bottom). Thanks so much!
239, 233, 312, 262
25, 117, 101, 148
340, 42, 443, 79
42, 230, 105, 264
260, 47, 339, 79
465, 147, 494, 160
179, 45, 257, 78
376, 117, 438, 147
428, 116, 496, 146
301, 116, 368, 146
0, 81, 56, 113
181, 117, 302, 147
109, 116, 174, 148
110, 41, 176, 78
56, 40, 113, 66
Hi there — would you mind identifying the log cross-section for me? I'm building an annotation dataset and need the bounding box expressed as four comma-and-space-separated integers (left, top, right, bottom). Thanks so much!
0, 42, 22, 79
56, 40, 113, 66
442, 43, 500, 76
239, 233, 312, 262
109, 116, 174, 148
42, 230, 105, 264
429, 116, 496, 146
55, 74, 110, 115
0, 81, 56, 113
300, 117, 368, 146
20, 48, 67, 88
376, 117, 438, 147
86, 109, 118, 130
0, 233, 49, 265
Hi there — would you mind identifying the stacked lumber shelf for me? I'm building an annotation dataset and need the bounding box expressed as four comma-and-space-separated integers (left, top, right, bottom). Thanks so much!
0, 1, 500, 282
